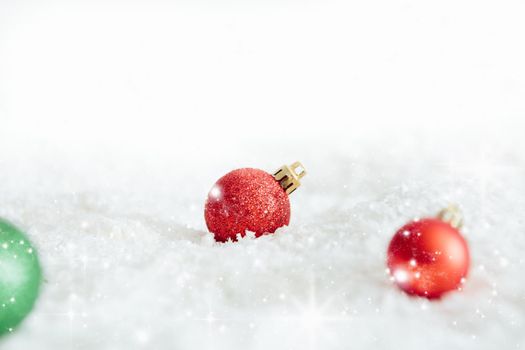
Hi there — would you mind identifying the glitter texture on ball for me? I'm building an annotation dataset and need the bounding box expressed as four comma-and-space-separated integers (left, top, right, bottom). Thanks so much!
204, 168, 291, 242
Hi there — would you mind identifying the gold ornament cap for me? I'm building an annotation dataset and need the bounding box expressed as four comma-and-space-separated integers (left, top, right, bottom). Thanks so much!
437, 205, 463, 229
273, 161, 306, 195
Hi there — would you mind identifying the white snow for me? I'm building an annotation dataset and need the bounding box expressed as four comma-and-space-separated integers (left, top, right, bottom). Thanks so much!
0, 134, 524, 350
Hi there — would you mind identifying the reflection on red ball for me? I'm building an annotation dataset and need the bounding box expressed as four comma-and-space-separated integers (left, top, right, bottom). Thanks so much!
387, 218, 470, 299
204, 168, 290, 242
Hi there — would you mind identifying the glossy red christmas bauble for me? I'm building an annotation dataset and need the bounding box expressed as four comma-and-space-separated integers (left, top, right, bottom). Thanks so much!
387, 218, 470, 299
204, 168, 290, 242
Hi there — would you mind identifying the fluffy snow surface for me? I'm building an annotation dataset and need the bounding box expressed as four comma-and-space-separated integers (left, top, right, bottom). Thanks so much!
0, 135, 524, 350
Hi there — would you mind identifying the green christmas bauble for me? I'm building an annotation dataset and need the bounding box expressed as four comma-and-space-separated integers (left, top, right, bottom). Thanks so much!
0, 219, 42, 336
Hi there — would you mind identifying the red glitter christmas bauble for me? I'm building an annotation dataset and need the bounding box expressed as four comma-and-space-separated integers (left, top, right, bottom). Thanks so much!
387, 218, 470, 299
205, 168, 291, 242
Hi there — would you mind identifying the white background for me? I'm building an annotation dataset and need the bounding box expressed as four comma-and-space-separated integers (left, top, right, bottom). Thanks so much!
2, 0, 524, 153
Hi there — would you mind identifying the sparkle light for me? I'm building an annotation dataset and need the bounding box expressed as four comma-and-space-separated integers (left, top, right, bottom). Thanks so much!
209, 186, 221, 199
299, 305, 324, 330
394, 269, 409, 283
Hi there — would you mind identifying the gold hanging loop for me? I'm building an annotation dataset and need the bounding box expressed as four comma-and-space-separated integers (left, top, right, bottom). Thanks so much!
273, 161, 306, 195
437, 204, 463, 229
